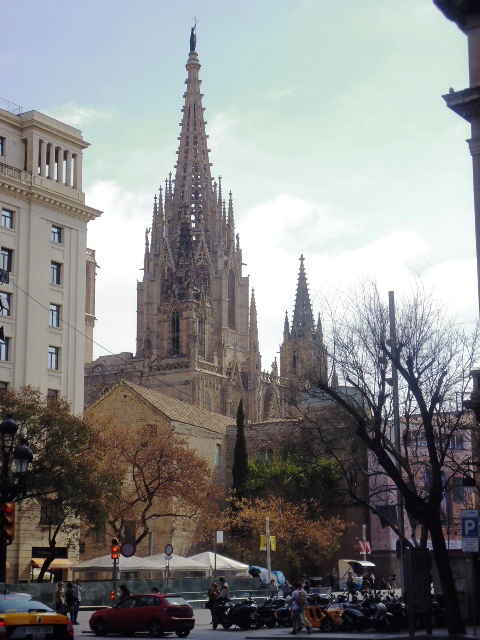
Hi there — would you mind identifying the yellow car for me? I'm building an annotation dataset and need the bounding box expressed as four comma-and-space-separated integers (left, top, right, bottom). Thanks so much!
0, 592, 74, 640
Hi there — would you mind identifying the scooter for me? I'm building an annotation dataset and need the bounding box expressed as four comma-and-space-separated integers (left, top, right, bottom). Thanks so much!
213, 598, 261, 630
341, 595, 393, 632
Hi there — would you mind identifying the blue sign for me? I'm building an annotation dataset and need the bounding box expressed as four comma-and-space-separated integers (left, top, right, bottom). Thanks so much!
462, 510, 479, 537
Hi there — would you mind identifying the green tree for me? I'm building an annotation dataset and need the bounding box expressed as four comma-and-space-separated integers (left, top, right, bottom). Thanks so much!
232, 400, 248, 498
0, 387, 120, 582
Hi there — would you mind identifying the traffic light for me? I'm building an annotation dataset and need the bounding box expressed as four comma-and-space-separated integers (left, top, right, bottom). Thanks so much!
1, 503, 15, 544
111, 538, 119, 560
110, 591, 115, 600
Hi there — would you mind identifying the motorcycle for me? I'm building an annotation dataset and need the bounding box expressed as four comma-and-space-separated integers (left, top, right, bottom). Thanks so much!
341, 595, 393, 632
257, 599, 278, 628
213, 598, 261, 630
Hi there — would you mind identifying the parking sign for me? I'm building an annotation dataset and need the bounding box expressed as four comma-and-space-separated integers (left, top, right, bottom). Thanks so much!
462, 510, 479, 552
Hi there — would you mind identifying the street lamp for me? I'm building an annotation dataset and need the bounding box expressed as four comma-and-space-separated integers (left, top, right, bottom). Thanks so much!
0, 414, 33, 583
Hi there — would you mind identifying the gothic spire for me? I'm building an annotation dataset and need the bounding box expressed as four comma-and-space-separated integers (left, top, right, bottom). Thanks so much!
291, 254, 315, 339
171, 31, 214, 236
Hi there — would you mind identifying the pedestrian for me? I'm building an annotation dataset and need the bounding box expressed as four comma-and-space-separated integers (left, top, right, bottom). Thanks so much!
212, 577, 229, 630
72, 579, 81, 624
206, 582, 219, 624
346, 571, 356, 601
268, 578, 278, 600
289, 581, 312, 635
332, 567, 339, 591
282, 580, 292, 598
118, 584, 131, 602
53, 581, 65, 614
369, 571, 376, 594
65, 582, 78, 622
361, 573, 372, 594
389, 571, 397, 591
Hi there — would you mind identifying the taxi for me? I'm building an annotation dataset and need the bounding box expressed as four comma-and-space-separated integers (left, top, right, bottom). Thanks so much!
0, 592, 74, 639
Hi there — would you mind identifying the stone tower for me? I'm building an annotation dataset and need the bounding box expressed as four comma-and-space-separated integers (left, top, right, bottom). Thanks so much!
135, 29, 262, 420
280, 255, 328, 387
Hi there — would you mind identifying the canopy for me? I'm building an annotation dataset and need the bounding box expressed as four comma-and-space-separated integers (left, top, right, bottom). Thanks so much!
72, 554, 162, 573
147, 553, 209, 572
32, 558, 73, 570
187, 552, 248, 572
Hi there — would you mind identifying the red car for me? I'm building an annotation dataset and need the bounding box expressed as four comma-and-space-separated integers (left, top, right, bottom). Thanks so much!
89, 593, 195, 638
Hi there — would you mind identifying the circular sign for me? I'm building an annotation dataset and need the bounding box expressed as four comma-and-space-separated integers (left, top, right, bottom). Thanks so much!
121, 542, 136, 558
165, 544, 173, 556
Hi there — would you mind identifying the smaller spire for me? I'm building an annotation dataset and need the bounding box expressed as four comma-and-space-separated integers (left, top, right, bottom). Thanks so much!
284, 311, 290, 339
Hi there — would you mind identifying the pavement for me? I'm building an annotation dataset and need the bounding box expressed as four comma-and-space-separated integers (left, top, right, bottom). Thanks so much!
74, 607, 480, 640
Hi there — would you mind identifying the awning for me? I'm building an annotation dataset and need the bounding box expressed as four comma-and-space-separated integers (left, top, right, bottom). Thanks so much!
31, 558, 73, 570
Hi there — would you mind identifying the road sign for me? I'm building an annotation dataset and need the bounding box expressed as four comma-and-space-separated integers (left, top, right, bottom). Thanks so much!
462, 509, 479, 552
165, 543, 173, 556
121, 542, 136, 558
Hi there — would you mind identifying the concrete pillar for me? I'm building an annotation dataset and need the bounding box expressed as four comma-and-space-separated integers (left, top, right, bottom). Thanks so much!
40, 140, 47, 177
57, 148, 64, 183
73, 153, 82, 191
48, 143, 55, 180
65, 151, 72, 186
27, 136, 39, 174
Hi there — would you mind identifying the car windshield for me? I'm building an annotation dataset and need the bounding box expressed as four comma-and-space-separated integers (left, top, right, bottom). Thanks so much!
164, 596, 189, 607
0, 595, 54, 613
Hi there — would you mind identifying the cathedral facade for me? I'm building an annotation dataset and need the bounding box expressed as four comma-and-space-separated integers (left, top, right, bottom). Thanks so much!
85, 31, 326, 421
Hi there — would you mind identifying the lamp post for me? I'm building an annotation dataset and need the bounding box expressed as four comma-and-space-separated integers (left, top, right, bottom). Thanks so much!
0, 414, 33, 583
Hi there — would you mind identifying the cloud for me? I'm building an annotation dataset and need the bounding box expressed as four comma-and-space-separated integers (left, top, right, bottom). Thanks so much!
44, 102, 116, 127
208, 112, 236, 150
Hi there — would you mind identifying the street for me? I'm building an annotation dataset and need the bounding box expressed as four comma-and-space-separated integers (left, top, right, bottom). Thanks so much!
74, 607, 477, 640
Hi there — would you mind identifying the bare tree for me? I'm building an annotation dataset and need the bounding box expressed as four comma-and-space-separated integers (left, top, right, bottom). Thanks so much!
296, 282, 480, 635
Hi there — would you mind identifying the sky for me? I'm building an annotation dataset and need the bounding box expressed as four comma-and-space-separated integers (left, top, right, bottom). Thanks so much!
1, 1, 477, 370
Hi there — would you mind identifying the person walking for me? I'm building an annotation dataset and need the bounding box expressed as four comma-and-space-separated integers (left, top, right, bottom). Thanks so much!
268, 579, 278, 600
212, 577, 229, 630
346, 571, 356, 601
53, 581, 65, 615
65, 582, 78, 622
289, 581, 312, 635
72, 579, 81, 624
389, 571, 397, 591
118, 584, 131, 602
206, 582, 219, 625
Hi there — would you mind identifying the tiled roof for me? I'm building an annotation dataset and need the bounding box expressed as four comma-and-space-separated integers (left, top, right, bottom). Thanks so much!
119, 380, 235, 434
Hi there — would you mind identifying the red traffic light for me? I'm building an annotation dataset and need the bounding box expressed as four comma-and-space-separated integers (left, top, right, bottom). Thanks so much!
110, 590, 115, 600
111, 538, 119, 560
1, 503, 15, 544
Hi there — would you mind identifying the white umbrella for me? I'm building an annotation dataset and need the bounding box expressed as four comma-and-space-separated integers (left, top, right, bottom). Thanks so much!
187, 551, 249, 572
72, 554, 162, 573
146, 553, 209, 572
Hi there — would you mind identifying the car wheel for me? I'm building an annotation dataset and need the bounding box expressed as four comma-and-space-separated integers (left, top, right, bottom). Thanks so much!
221, 622, 232, 629
148, 620, 164, 637
92, 620, 108, 637
175, 630, 190, 638
321, 616, 335, 632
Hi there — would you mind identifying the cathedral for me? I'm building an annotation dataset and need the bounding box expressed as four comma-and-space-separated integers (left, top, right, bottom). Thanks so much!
84, 29, 328, 421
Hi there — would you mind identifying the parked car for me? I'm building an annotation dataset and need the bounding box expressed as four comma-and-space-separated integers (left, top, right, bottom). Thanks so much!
0, 592, 74, 640
89, 593, 195, 638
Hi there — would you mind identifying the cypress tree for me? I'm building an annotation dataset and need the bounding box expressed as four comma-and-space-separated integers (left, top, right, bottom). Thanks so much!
232, 399, 248, 498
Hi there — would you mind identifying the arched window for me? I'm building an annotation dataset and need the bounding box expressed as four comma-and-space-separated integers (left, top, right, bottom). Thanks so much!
198, 314, 205, 358
228, 270, 236, 330
293, 351, 297, 373
171, 310, 180, 355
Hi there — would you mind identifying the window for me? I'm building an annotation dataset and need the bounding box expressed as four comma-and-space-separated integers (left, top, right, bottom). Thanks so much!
228, 270, 236, 329
51, 226, 62, 243
0, 292, 10, 317
1, 209, 13, 229
171, 310, 180, 355
0, 337, 9, 362
198, 315, 205, 358
39, 499, 62, 527
215, 443, 221, 468
50, 262, 61, 285
0, 137, 4, 156
49, 303, 60, 327
48, 346, 59, 370
452, 477, 465, 504
1, 248, 12, 273
449, 434, 464, 449
0, 382, 8, 392
47, 389, 58, 403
